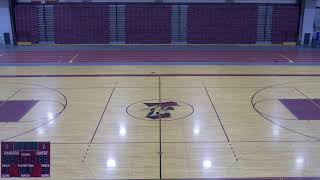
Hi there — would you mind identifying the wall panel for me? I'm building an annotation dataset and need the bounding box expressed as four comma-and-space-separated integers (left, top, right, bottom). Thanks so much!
14, 5, 38, 43
125, 5, 171, 44
54, 4, 109, 44
187, 4, 258, 44
272, 5, 300, 44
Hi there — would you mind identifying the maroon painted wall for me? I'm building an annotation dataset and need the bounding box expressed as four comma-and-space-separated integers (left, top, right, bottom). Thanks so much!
54, 5, 109, 44
272, 5, 300, 44
187, 4, 258, 44
125, 5, 171, 44
14, 5, 38, 43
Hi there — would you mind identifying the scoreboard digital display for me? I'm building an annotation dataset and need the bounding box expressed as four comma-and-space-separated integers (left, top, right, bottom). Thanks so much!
1, 142, 50, 178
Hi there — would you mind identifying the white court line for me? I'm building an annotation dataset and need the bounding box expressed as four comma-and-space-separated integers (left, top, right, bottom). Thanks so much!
280, 54, 294, 63
68, 53, 79, 63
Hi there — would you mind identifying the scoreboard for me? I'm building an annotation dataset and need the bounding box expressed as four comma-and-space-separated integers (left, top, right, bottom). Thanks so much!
1, 142, 50, 178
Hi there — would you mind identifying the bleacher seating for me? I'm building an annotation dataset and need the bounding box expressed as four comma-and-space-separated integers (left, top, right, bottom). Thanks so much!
54, 4, 109, 44
272, 5, 300, 44
125, 5, 171, 44
187, 4, 258, 44
15, 5, 38, 43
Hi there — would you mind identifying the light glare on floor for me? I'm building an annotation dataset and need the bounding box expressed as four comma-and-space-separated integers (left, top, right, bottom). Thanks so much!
47, 113, 54, 120
273, 129, 279, 136
107, 159, 116, 168
202, 160, 212, 169
37, 128, 44, 135
193, 127, 200, 135
296, 157, 304, 164
119, 127, 126, 136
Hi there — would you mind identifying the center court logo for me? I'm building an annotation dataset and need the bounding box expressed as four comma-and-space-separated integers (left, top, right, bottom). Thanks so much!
126, 99, 194, 121
144, 101, 179, 119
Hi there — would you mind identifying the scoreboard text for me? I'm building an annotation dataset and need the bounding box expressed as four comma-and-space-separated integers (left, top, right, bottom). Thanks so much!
1, 142, 50, 178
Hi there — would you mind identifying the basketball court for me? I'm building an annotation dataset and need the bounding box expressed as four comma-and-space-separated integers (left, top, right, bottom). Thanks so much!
0, 64, 320, 179
1, 0, 320, 179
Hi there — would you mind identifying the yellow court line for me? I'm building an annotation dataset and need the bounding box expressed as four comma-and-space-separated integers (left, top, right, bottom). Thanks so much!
280, 54, 294, 62
68, 53, 79, 63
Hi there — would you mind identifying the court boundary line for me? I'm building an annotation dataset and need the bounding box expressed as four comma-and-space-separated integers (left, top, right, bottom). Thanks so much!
203, 84, 239, 161
280, 54, 294, 62
2, 62, 320, 66
253, 98, 298, 121
0, 82, 68, 142
68, 53, 79, 63
89, 82, 117, 143
0, 89, 22, 108
158, 75, 163, 179
295, 88, 320, 110
49, 140, 320, 145
59, 177, 320, 180
18, 86, 300, 90
82, 81, 117, 163
1, 73, 320, 78
251, 81, 320, 141
1, 79, 319, 180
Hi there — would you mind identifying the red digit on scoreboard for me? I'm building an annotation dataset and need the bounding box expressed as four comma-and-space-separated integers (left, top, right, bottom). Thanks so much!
1, 142, 50, 178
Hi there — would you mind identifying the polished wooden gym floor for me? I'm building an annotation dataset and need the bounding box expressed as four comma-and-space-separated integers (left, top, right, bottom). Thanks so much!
1, 65, 320, 179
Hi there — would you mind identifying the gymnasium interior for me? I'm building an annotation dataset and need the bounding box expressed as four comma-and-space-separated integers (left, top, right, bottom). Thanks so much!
1, 0, 320, 179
